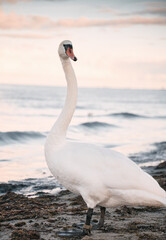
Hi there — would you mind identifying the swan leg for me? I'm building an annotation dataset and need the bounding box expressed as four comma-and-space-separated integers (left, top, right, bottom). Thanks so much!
83, 208, 93, 235
98, 206, 106, 229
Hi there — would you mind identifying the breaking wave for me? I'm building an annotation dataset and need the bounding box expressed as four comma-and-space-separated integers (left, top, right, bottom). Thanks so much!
80, 121, 118, 128
108, 112, 166, 119
0, 131, 45, 145
109, 112, 147, 118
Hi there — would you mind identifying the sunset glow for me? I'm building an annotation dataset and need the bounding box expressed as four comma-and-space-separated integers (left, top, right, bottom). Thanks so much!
0, 0, 166, 89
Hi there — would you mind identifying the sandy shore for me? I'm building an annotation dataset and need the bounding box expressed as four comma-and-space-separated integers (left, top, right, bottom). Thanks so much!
0, 162, 166, 240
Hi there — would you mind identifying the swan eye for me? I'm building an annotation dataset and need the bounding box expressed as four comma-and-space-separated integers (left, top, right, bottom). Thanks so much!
63, 44, 73, 53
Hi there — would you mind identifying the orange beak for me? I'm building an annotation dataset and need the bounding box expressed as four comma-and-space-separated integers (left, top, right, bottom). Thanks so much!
66, 47, 77, 61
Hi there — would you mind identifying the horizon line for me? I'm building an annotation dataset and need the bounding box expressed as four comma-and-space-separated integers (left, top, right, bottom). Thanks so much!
0, 82, 165, 91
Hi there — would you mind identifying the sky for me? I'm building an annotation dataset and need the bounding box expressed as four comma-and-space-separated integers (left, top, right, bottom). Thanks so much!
0, 0, 166, 89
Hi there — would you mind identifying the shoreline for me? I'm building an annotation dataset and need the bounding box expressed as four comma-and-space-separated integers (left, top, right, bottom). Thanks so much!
0, 162, 166, 240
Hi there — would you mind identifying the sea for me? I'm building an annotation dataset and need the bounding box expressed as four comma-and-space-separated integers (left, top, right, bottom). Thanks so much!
0, 84, 166, 197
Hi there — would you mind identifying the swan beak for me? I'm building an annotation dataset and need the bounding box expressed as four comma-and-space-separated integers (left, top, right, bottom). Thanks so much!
66, 47, 77, 61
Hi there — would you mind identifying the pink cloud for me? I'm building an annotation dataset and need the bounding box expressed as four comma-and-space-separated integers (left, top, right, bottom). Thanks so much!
56, 16, 166, 27
147, 1, 166, 7
146, 7, 166, 16
126, 7, 166, 17
0, 33, 54, 39
0, 8, 166, 31
99, 7, 118, 15
0, 0, 28, 3
0, 9, 53, 29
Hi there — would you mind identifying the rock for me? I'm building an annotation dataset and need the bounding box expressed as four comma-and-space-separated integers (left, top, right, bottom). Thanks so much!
156, 161, 166, 169
11, 229, 40, 240
14, 222, 26, 227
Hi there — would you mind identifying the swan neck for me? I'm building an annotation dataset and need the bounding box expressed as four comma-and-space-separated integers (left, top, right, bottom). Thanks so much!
48, 57, 77, 145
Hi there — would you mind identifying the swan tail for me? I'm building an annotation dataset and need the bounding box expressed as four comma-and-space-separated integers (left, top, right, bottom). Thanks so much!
133, 191, 166, 207
159, 196, 166, 207
107, 189, 166, 207
130, 191, 166, 207
161, 199, 166, 207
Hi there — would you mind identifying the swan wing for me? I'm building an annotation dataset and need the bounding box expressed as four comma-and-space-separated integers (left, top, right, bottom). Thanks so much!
46, 140, 166, 208
49, 141, 166, 201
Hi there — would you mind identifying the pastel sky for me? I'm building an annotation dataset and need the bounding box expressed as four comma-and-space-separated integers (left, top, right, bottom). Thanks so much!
0, 0, 166, 89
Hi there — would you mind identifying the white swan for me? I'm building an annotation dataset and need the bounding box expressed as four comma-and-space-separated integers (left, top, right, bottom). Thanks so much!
45, 40, 166, 235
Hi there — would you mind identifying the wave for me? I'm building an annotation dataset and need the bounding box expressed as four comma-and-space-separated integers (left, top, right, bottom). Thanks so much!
0, 131, 45, 145
0, 177, 60, 196
109, 112, 148, 118
0, 181, 31, 194
109, 112, 166, 119
0, 159, 11, 162
80, 121, 117, 128
156, 116, 166, 119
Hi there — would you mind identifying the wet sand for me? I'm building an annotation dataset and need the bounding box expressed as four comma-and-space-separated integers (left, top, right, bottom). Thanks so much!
0, 162, 166, 240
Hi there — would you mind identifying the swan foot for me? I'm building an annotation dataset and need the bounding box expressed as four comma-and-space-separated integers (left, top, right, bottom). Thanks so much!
92, 221, 104, 230
97, 220, 104, 229
82, 224, 92, 235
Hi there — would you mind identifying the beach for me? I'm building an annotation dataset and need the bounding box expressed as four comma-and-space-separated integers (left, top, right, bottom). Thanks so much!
0, 150, 166, 240
0, 166, 165, 240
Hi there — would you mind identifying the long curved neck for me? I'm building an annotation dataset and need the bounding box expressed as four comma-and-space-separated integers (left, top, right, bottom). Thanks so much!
47, 57, 77, 145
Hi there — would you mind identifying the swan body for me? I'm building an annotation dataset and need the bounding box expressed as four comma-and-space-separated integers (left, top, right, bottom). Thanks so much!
45, 40, 166, 233
46, 140, 166, 208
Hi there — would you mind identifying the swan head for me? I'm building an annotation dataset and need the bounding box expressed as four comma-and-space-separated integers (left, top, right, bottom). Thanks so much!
58, 40, 77, 61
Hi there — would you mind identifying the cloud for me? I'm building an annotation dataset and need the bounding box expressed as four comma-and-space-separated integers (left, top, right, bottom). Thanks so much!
127, 7, 166, 17
147, 1, 166, 7
148, 7, 166, 16
0, 0, 28, 3
0, 33, 54, 39
114, 1, 166, 17
0, 0, 69, 3
55, 16, 166, 27
0, 9, 54, 29
0, 0, 17, 3
0, 8, 166, 31
99, 7, 118, 15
